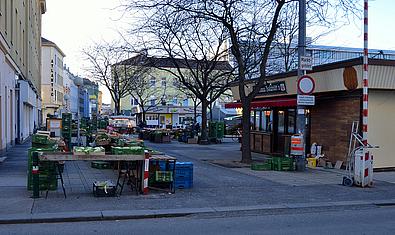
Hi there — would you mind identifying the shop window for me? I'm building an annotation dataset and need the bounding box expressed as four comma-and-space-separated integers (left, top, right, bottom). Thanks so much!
159, 116, 165, 124
254, 110, 259, 130
287, 109, 296, 134
277, 110, 285, 134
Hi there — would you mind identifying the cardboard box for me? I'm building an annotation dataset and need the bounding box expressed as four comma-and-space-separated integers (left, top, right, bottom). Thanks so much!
187, 137, 198, 144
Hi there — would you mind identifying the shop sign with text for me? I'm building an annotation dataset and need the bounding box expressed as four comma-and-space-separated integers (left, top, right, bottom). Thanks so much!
257, 81, 287, 96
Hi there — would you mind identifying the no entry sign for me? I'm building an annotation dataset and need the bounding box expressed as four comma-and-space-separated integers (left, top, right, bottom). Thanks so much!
297, 75, 315, 95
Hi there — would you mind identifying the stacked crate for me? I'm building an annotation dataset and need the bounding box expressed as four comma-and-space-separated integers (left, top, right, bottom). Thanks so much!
209, 122, 225, 142
62, 113, 72, 151
175, 162, 193, 189
27, 147, 58, 190
272, 157, 295, 171
91, 113, 98, 134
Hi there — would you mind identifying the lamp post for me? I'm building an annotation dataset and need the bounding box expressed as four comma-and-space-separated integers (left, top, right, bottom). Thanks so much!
74, 77, 83, 146
63, 94, 70, 113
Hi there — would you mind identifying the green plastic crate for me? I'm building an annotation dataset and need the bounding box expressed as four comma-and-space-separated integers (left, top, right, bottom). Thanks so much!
155, 171, 173, 182
251, 162, 272, 171
272, 157, 294, 171
111, 146, 144, 155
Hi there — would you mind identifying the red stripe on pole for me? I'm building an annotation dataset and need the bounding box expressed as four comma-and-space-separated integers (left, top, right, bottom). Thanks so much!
363, 140, 368, 146
363, 64, 368, 71
364, 2, 368, 10
364, 168, 369, 177
363, 79, 368, 87
364, 33, 368, 41
364, 18, 368, 25
362, 125, 367, 132
363, 94, 368, 102
364, 49, 368, 56
365, 152, 369, 161
363, 109, 368, 117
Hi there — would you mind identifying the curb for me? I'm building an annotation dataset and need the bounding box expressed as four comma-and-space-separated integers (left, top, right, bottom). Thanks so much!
1, 199, 395, 225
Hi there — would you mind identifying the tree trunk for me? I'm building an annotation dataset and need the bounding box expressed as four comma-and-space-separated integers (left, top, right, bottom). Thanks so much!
193, 100, 197, 123
209, 102, 213, 122
240, 101, 252, 163
142, 108, 146, 126
115, 99, 121, 115
200, 99, 209, 144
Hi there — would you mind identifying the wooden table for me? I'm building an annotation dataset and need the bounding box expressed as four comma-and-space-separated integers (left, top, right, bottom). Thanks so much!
37, 152, 178, 197
38, 153, 146, 198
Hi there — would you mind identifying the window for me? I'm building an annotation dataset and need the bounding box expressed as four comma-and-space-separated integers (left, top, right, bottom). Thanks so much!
161, 77, 166, 87
150, 98, 156, 106
277, 110, 285, 134
131, 98, 138, 106
183, 99, 188, 106
287, 109, 296, 134
172, 97, 178, 105
150, 77, 156, 86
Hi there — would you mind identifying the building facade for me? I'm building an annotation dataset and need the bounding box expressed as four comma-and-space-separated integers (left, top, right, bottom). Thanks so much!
227, 57, 395, 169
62, 66, 79, 118
112, 55, 234, 128
41, 37, 65, 121
83, 78, 99, 118
0, 0, 46, 150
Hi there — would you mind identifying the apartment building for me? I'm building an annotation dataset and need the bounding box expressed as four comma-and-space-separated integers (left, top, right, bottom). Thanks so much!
0, 0, 46, 151
41, 37, 65, 122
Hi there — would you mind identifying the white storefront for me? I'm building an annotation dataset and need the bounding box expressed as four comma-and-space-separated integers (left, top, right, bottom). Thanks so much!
17, 80, 40, 143
0, 50, 17, 153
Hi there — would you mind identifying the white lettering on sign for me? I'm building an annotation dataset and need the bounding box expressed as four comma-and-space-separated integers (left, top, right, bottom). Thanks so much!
297, 95, 315, 106
300, 56, 313, 71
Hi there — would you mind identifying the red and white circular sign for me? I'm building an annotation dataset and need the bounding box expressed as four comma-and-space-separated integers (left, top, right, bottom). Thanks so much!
298, 75, 315, 95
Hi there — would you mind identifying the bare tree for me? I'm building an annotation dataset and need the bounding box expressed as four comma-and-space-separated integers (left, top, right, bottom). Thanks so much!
83, 41, 142, 115
123, 10, 235, 143
124, 0, 360, 162
125, 61, 166, 124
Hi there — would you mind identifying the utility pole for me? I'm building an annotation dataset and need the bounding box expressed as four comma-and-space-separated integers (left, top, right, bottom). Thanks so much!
295, 0, 307, 171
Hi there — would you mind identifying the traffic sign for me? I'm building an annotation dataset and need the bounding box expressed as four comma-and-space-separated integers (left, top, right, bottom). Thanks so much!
297, 75, 315, 95
300, 56, 313, 71
297, 95, 315, 106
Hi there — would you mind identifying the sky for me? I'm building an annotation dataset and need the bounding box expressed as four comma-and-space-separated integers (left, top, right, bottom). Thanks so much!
41, 0, 395, 104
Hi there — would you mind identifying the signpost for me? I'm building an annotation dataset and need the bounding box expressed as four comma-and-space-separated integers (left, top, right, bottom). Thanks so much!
297, 95, 315, 106
300, 56, 313, 71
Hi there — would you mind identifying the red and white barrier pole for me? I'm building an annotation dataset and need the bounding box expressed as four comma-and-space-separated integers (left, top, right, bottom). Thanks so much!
361, 0, 373, 187
143, 150, 150, 194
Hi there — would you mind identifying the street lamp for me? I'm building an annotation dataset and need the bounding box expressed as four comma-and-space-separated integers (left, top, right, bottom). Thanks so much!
74, 77, 83, 146
63, 94, 70, 113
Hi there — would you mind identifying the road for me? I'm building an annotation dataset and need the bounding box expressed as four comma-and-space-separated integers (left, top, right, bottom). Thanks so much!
1, 205, 394, 235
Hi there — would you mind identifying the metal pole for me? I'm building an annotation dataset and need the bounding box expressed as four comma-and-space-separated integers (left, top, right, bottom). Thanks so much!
296, 0, 307, 171
32, 151, 40, 198
77, 85, 81, 146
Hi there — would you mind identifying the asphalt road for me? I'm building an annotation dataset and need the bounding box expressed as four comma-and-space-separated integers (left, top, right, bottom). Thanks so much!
1, 205, 394, 235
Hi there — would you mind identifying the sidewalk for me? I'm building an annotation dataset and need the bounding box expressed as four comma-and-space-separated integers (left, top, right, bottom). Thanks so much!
1, 140, 395, 224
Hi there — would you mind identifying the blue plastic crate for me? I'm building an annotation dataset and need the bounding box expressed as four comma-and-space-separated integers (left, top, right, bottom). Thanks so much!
176, 167, 193, 178
175, 180, 193, 189
176, 162, 193, 168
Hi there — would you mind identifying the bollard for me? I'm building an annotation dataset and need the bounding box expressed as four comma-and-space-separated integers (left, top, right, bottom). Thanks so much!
143, 150, 150, 195
32, 151, 40, 198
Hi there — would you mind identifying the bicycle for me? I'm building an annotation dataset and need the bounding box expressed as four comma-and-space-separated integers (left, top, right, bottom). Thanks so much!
231, 128, 242, 143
